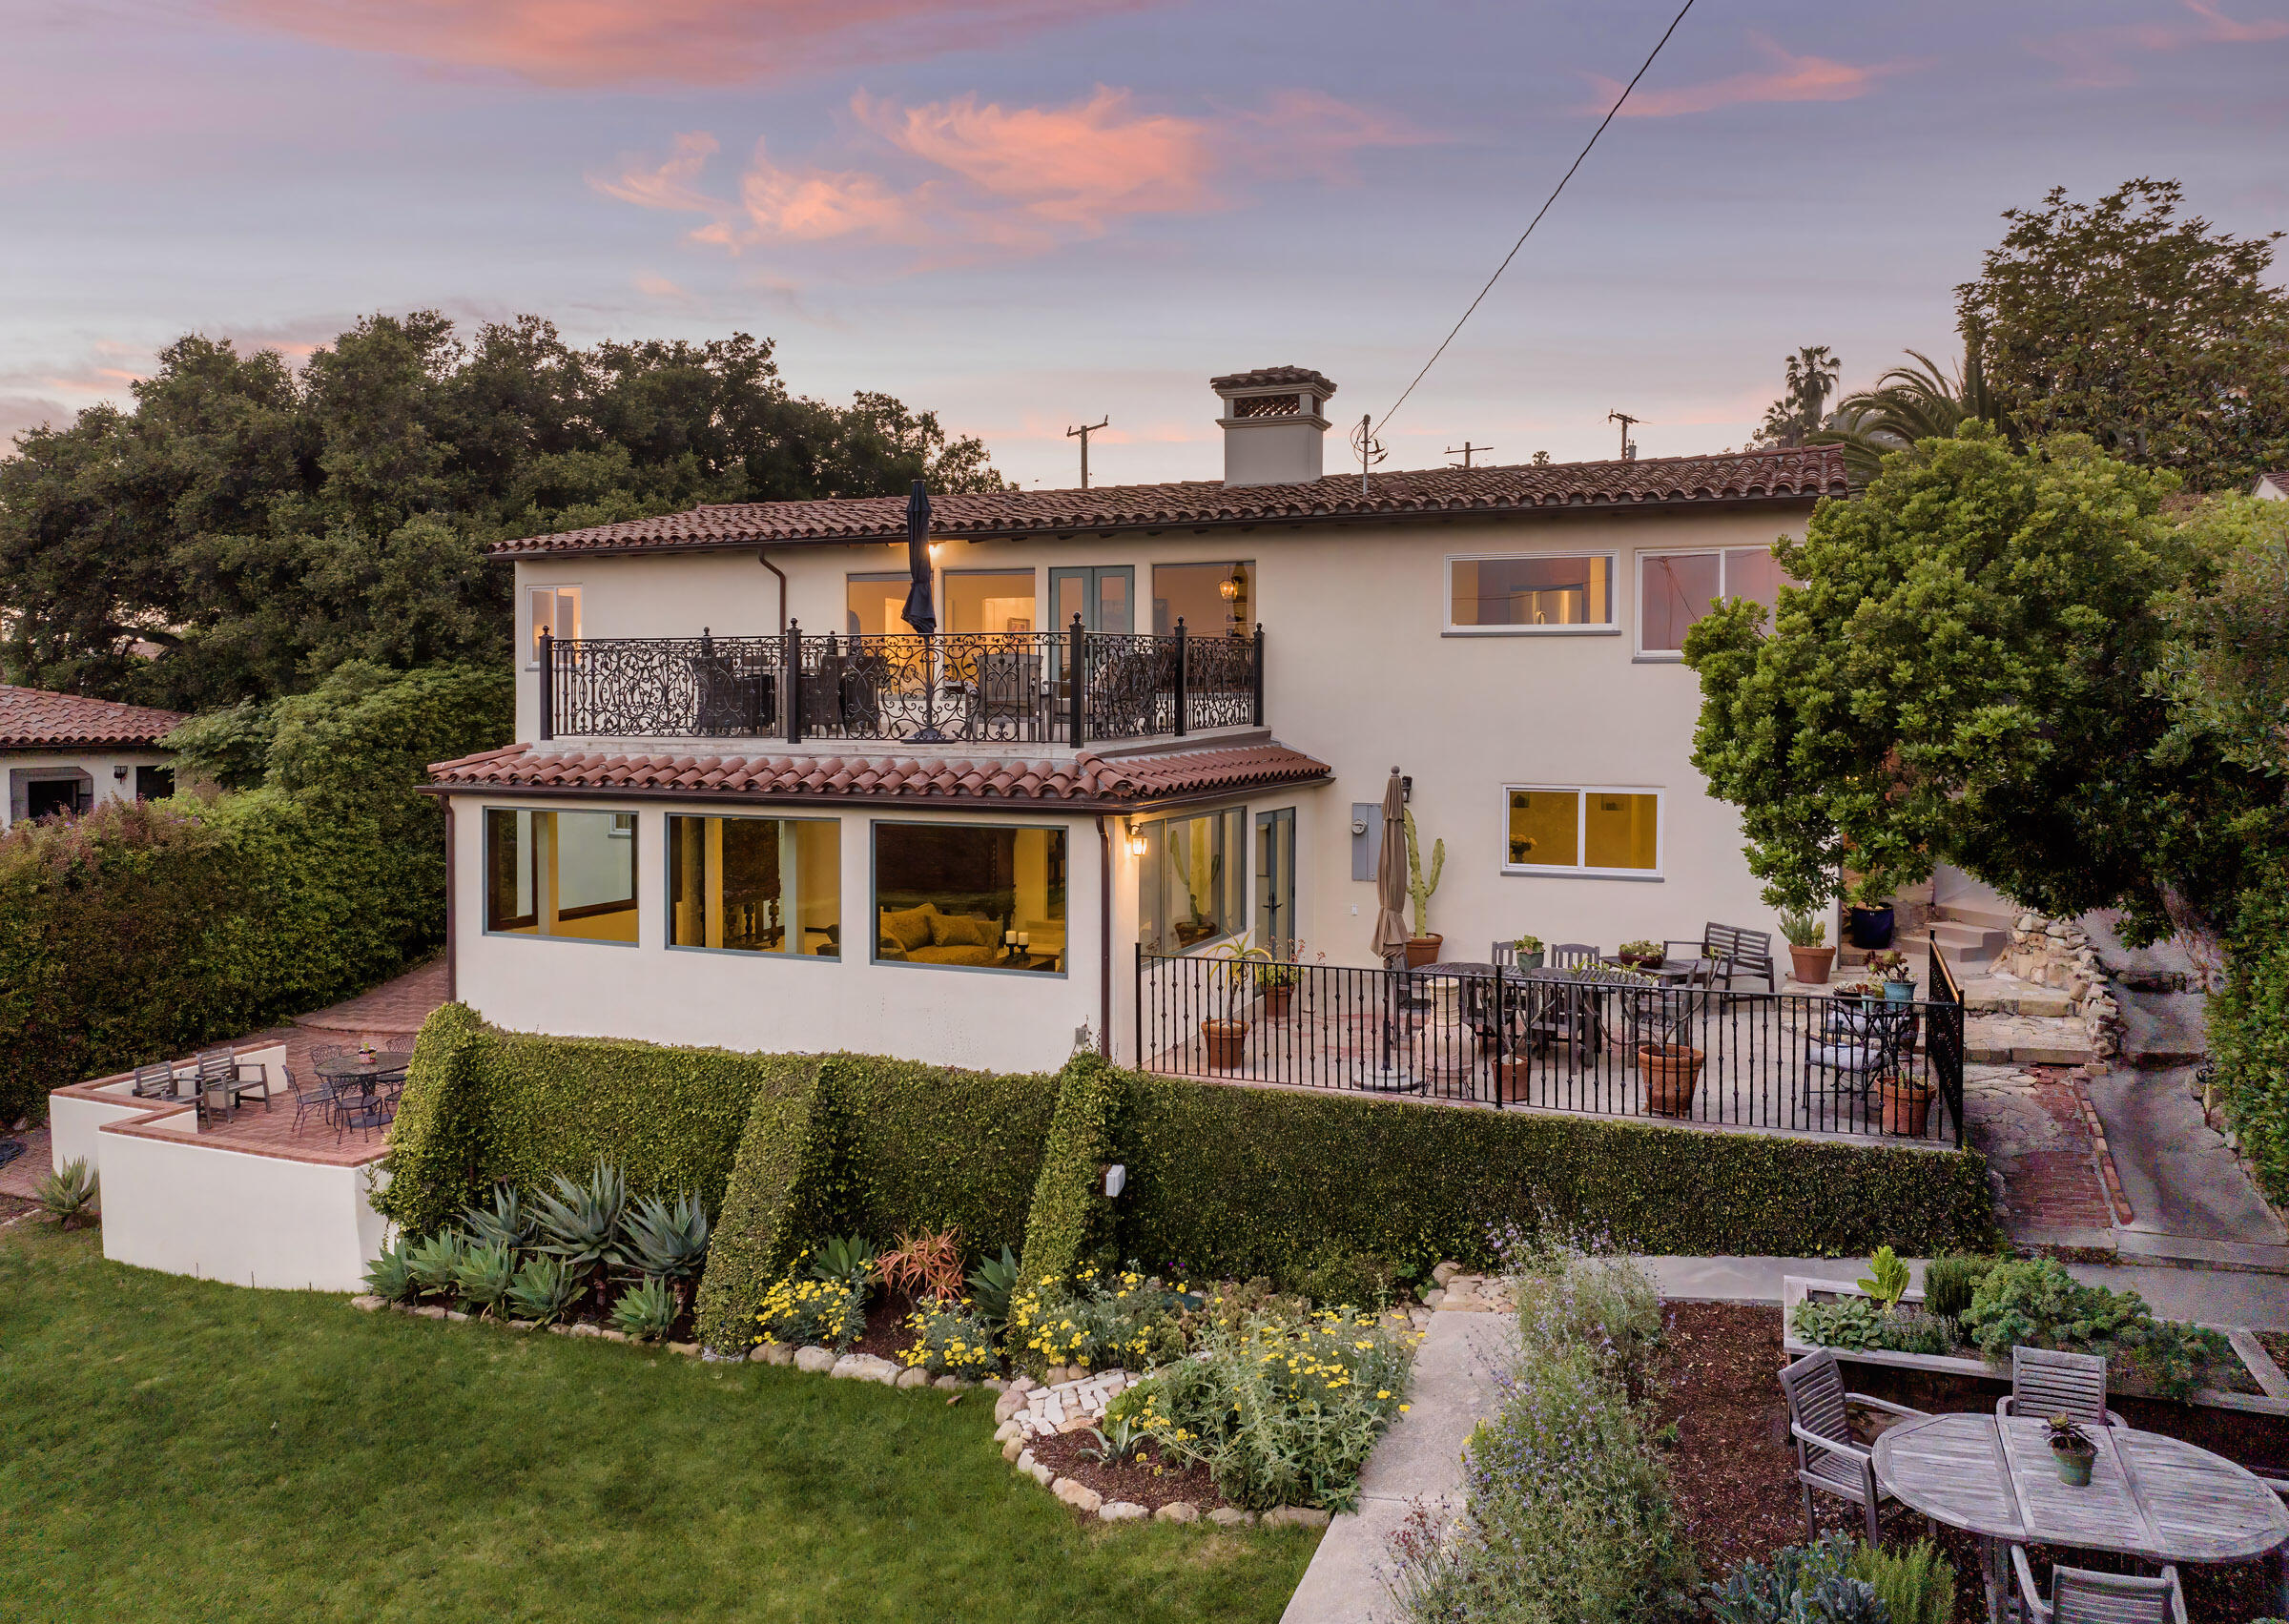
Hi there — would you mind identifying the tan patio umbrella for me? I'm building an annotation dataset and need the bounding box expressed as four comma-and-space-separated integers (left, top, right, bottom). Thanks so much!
1371, 768, 1411, 966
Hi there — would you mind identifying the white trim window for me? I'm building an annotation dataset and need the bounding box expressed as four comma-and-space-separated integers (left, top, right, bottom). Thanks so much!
526, 586, 580, 668
1448, 553, 1617, 634
1503, 786, 1662, 879
1636, 547, 1789, 659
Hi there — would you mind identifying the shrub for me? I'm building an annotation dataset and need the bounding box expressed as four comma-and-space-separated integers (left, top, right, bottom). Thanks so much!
611, 1278, 679, 1342
1280, 1238, 1395, 1312
2114, 1317, 2238, 1400
1007, 1269, 1190, 1375
897, 1301, 1000, 1378
1790, 1297, 1957, 1356
965, 1245, 1021, 1328
754, 1269, 867, 1351
809, 1236, 877, 1290
1705, 1535, 1878, 1624
403, 1230, 468, 1298
1849, 1538, 1957, 1624
1501, 1230, 1665, 1396
1921, 1252, 1993, 1323
2212, 873, 2289, 1206
362, 1241, 418, 1304
1961, 1258, 2148, 1363
1017, 1051, 1124, 1289
33, 1158, 98, 1228
690, 1062, 833, 1352
876, 1227, 963, 1304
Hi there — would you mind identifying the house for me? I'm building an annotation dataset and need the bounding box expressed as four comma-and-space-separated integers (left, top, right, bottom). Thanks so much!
2252, 469, 2288, 502
427, 367, 1850, 1075
0, 685, 185, 832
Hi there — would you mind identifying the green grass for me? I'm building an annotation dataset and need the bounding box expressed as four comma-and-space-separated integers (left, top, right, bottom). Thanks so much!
0, 1223, 1317, 1622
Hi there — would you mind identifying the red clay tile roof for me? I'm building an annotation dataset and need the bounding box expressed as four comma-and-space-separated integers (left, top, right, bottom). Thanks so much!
491, 447, 1849, 559
1211, 365, 1337, 396
425, 741, 1330, 807
0, 685, 185, 750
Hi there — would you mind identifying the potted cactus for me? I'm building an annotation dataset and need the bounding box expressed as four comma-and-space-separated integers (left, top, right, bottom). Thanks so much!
1780, 910, 1834, 985
1402, 808, 1446, 970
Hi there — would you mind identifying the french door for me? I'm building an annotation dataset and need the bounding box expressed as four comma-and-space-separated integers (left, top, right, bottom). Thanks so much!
1254, 807, 1295, 958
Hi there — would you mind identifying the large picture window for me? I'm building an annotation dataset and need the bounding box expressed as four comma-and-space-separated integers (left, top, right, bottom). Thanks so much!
1638, 547, 1791, 657
874, 821, 1066, 974
1504, 787, 1660, 878
1449, 555, 1615, 631
945, 569, 1036, 634
1152, 561, 1254, 637
1137, 807, 1247, 953
668, 816, 840, 956
847, 572, 911, 638
485, 808, 638, 941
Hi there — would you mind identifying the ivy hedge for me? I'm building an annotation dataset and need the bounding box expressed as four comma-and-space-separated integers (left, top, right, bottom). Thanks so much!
691, 1064, 836, 1352
1017, 1052, 1124, 1290
2211, 870, 2289, 1206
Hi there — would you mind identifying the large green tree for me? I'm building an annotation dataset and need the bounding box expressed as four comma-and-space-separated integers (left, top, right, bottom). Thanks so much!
0, 314, 1008, 709
1957, 178, 2289, 493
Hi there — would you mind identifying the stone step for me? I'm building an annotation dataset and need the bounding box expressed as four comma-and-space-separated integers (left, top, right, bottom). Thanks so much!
1930, 919, 2007, 962
1935, 903, 2017, 932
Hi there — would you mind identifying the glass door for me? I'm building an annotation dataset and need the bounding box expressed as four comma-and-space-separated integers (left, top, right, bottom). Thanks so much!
1050, 566, 1134, 734
1254, 807, 1295, 959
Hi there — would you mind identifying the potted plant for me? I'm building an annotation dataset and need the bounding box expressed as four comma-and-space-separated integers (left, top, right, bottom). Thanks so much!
1866, 949, 1915, 1001
1403, 808, 1446, 970
2047, 1413, 2097, 1488
1512, 933, 1544, 971
1637, 1040, 1703, 1115
1617, 939, 1664, 971
1846, 901, 1896, 949
1253, 956, 1302, 1018
1831, 978, 1883, 1010
1780, 911, 1834, 985
1201, 936, 1269, 1069
1878, 1072, 1935, 1137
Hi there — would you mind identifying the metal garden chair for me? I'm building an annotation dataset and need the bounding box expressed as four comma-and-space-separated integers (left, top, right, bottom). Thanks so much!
1997, 1346, 2127, 1429
2009, 1551, 2185, 1624
1779, 1347, 1928, 1542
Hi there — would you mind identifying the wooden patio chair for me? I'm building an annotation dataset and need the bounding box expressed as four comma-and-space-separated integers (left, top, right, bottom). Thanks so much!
1547, 942, 1600, 969
1997, 1346, 2127, 1429
192, 1046, 271, 1122
130, 1060, 180, 1100
1663, 921, 1777, 991
1779, 1347, 1928, 1542
2009, 1551, 2186, 1624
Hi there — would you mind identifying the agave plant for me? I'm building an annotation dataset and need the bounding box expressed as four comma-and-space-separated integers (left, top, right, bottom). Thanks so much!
810, 1235, 876, 1292
505, 1256, 583, 1324
34, 1158, 99, 1229
966, 1244, 1022, 1327
624, 1191, 711, 1310
403, 1229, 469, 1298
362, 1241, 419, 1303
454, 1242, 518, 1317
462, 1183, 533, 1251
533, 1162, 629, 1306
610, 1276, 679, 1343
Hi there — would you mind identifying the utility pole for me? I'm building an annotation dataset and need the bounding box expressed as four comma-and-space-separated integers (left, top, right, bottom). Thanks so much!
1607, 410, 1640, 462
1445, 441, 1493, 469
1066, 417, 1108, 489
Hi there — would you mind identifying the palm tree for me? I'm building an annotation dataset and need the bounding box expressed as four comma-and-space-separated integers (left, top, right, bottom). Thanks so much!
1811, 322, 2006, 483
1758, 345, 1843, 448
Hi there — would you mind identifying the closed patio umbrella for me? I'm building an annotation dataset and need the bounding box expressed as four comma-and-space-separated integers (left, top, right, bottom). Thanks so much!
900, 479, 947, 740
1369, 768, 1415, 1088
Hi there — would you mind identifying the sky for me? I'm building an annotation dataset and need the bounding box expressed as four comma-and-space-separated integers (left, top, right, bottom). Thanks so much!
3, 0, 2285, 489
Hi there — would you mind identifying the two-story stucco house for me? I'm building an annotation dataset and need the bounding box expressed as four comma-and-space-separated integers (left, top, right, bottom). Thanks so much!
427, 367, 1850, 1074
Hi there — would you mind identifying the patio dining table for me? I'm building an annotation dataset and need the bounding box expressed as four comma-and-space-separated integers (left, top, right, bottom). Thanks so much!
1872, 1411, 2289, 1624
311, 1050, 411, 1101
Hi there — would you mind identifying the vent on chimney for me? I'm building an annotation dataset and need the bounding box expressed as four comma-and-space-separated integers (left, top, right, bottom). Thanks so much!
1211, 366, 1336, 486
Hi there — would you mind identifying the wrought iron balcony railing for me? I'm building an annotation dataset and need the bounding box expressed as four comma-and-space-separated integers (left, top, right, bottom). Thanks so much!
537, 617, 1264, 747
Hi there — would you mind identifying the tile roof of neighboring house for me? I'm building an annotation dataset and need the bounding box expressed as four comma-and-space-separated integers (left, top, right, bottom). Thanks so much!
490, 446, 1850, 559
1210, 365, 1337, 395
0, 685, 186, 750
425, 740, 1331, 808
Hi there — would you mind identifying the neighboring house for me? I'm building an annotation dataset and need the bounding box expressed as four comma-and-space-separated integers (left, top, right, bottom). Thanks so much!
428, 366, 1849, 1073
2252, 469, 2288, 502
0, 685, 185, 832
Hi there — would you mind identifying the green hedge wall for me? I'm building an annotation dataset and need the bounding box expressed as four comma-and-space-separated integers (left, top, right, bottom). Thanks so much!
376, 1001, 490, 1236
2212, 872, 2289, 1206
691, 1065, 836, 1352
1020, 1062, 1999, 1280
1017, 1052, 1124, 1290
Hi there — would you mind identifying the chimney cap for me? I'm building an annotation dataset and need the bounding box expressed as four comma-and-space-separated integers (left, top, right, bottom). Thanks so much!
1210, 365, 1337, 399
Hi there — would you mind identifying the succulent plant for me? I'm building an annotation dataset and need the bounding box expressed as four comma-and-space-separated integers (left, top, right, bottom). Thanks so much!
462, 1183, 533, 1251
505, 1256, 582, 1324
454, 1242, 518, 1316
34, 1158, 99, 1229
403, 1229, 469, 1297
611, 1277, 679, 1342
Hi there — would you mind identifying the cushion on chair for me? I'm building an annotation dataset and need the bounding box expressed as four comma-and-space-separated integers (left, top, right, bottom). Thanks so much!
879, 903, 938, 953
926, 912, 1000, 951
909, 944, 999, 967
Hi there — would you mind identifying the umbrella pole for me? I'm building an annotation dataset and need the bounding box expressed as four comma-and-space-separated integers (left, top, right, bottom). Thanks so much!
911, 629, 947, 743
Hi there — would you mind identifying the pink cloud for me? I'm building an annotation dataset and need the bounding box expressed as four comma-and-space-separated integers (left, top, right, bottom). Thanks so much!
220, 0, 1156, 87
2031, 0, 2289, 88
1583, 32, 1917, 117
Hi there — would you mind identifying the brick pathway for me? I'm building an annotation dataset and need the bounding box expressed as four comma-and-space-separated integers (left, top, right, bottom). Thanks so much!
0, 1124, 52, 1200
295, 957, 449, 1036
1963, 1061, 2117, 1243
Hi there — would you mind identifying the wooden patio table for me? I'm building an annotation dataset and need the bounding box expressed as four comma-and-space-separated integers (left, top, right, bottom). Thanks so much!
1872, 1411, 2289, 1623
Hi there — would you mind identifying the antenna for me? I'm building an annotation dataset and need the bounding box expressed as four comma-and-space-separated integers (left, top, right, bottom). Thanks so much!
1348, 414, 1386, 494
1445, 441, 1493, 469
1607, 410, 1640, 462
1065, 416, 1109, 490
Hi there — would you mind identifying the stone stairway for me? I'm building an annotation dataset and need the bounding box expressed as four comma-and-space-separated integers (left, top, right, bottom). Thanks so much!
1928, 901, 2011, 969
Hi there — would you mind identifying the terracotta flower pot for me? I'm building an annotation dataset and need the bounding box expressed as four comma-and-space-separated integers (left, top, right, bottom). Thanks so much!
1258, 984, 1294, 1018
1637, 1043, 1703, 1116
1404, 935, 1444, 970
1618, 952, 1664, 971
1789, 945, 1835, 985
1879, 1076, 1934, 1137
1494, 1053, 1532, 1106
1201, 1018, 1248, 1071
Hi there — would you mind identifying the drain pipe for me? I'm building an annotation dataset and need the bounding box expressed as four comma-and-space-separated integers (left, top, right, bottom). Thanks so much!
758, 549, 788, 634
1097, 814, 1113, 1059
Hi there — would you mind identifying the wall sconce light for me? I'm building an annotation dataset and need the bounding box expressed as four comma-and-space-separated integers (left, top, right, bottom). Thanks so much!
929, 542, 946, 563
1127, 827, 1148, 857
1401, 774, 1413, 804
112, 765, 130, 781
1103, 1163, 1127, 1199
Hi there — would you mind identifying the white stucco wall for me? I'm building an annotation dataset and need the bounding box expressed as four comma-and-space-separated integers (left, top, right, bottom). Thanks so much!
3, 748, 176, 830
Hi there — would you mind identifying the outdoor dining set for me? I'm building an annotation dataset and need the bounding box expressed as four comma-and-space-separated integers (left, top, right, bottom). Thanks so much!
1782, 1343, 2289, 1623
128, 1038, 413, 1142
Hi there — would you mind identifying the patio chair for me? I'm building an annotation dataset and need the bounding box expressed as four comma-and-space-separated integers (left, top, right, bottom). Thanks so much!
1547, 942, 1600, 970
1779, 1347, 1929, 1542
384, 1034, 418, 1053
311, 1041, 349, 1064
1663, 922, 1777, 992
193, 1046, 272, 1121
1804, 1002, 1916, 1102
288, 1066, 346, 1135
1997, 1346, 2126, 1429
131, 1059, 180, 1100
2009, 1550, 2185, 1624
976, 647, 1041, 735
337, 1088, 398, 1143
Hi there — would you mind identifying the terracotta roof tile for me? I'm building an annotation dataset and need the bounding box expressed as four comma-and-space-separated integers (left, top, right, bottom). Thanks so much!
426, 740, 1330, 808
490, 446, 1850, 559
0, 685, 186, 750
1210, 365, 1337, 395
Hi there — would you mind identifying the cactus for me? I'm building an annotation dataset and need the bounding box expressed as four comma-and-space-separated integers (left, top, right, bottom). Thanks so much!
1403, 809, 1444, 937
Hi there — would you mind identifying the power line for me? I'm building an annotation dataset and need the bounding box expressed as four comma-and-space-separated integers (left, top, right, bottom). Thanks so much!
1374, 0, 1701, 440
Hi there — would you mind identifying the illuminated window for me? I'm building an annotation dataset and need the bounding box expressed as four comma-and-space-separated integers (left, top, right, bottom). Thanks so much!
1136, 808, 1248, 953
668, 816, 840, 957
1638, 547, 1793, 656
1449, 556, 1615, 631
485, 809, 638, 941
526, 586, 580, 667
1152, 562, 1254, 637
944, 570, 1037, 634
1504, 787, 1660, 876
873, 822, 1067, 974
846, 572, 911, 638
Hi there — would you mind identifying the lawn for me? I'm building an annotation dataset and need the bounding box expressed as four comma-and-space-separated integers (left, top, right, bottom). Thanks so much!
0, 1222, 1318, 1623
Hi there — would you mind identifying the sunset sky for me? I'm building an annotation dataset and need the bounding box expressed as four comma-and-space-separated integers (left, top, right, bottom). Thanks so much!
5, 0, 2285, 488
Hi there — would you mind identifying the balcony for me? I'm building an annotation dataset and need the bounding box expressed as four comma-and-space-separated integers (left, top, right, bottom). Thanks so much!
537, 619, 1265, 748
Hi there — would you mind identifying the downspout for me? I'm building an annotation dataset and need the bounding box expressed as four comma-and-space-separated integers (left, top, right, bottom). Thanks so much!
1097, 814, 1113, 1059
758, 549, 788, 635
443, 799, 458, 1004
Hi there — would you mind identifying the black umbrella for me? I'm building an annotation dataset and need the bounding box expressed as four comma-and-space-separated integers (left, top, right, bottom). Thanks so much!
899, 480, 936, 636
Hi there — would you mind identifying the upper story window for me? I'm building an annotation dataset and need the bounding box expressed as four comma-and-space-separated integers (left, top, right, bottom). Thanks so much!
1152, 562, 1254, 637
874, 820, 1067, 975
485, 808, 638, 942
527, 586, 580, 668
1505, 786, 1660, 878
1637, 547, 1791, 658
944, 569, 1037, 635
1449, 555, 1616, 634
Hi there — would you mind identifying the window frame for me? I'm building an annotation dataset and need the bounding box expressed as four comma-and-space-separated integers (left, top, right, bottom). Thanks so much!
1150, 560, 1256, 638
940, 566, 1041, 636
1634, 546, 1787, 661
1135, 804, 1250, 956
1500, 784, 1664, 881
868, 817, 1071, 978
663, 812, 842, 962
1444, 551, 1619, 636
525, 586, 580, 671
482, 805, 642, 944
847, 570, 917, 638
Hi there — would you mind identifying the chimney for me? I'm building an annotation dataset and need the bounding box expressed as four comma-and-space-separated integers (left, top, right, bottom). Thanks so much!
1211, 366, 1336, 486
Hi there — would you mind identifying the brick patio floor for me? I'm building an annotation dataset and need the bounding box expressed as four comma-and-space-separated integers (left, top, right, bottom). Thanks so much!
1962, 1060, 2116, 1241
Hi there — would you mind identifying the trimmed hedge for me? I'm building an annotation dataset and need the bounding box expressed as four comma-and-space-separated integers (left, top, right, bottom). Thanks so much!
691, 1065, 837, 1351
1016, 1052, 1125, 1291
2212, 871, 2289, 1206
1021, 1062, 2000, 1281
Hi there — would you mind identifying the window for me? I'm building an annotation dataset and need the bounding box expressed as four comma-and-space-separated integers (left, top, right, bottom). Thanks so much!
668, 816, 840, 956
1449, 555, 1615, 631
1504, 787, 1660, 877
847, 572, 912, 638
1137, 808, 1247, 953
485, 809, 638, 941
1152, 561, 1254, 637
134, 765, 175, 802
527, 586, 580, 667
944, 569, 1036, 634
874, 821, 1066, 974
1637, 547, 1792, 657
